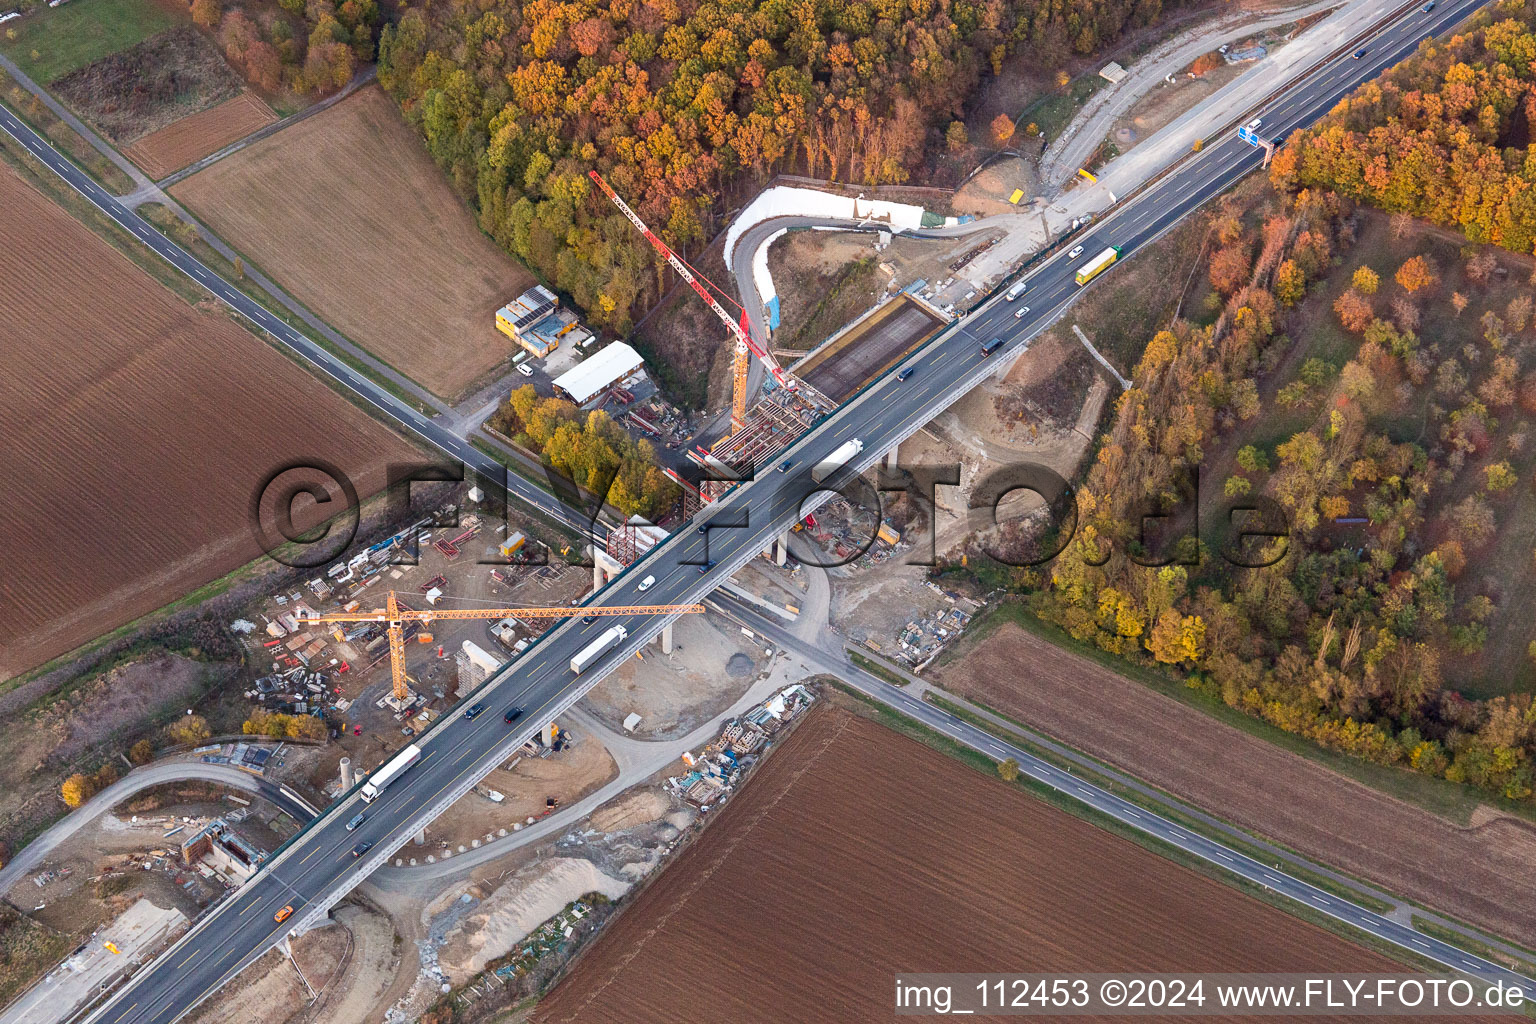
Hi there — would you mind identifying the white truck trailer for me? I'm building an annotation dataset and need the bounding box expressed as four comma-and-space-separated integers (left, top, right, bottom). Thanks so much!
811, 438, 864, 483
360, 743, 421, 802
571, 625, 628, 675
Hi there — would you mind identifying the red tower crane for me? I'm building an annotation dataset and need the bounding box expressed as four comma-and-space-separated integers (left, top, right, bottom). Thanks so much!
589, 170, 789, 433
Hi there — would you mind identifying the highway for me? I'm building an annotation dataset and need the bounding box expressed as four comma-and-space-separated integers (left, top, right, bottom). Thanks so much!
1, 0, 1504, 1019
712, 594, 1536, 1000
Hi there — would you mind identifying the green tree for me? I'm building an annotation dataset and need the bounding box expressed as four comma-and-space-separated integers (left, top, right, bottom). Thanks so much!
1236, 445, 1270, 474
1485, 461, 1517, 493
996, 758, 1020, 782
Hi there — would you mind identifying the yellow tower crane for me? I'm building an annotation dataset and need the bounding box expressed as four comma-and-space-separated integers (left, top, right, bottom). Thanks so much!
303, 590, 704, 702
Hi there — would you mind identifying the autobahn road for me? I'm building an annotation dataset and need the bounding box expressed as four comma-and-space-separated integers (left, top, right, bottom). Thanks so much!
710, 593, 1536, 999
4, 0, 1510, 1019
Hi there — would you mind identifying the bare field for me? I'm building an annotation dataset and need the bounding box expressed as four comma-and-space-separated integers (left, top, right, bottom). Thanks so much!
0, 165, 415, 680
125, 92, 275, 179
936, 621, 1536, 949
172, 86, 531, 399
535, 705, 1423, 1024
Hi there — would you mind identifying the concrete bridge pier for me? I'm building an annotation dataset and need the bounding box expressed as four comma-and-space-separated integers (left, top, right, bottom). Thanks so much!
883, 439, 900, 470
657, 623, 673, 654
414, 828, 426, 845
775, 533, 789, 566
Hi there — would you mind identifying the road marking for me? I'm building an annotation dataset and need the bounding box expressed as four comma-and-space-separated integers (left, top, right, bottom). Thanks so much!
177, 949, 203, 968
111, 1001, 138, 1023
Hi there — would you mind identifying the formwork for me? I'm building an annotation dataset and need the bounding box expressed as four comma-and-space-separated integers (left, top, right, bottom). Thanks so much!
792, 292, 947, 402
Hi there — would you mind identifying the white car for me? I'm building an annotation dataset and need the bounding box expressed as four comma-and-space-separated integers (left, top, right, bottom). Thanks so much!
1014, 306, 1031, 318
516, 363, 534, 377
637, 575, 655, 592
1068, 245, 1084, 259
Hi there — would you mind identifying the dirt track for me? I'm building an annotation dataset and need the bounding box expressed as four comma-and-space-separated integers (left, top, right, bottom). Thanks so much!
125, 92, 275, 179
172, 86, 530, 399
535, 704, 1439, 1024
936, 622, 1536, 947
0, 164, 414, 679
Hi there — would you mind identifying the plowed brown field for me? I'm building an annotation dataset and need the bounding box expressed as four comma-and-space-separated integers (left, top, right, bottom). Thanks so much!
124, 92, 275, 179
535, 705, 1436, 1024
0, 165, 414, 679
935, 622, 1536, 949
172, 86, 531, 399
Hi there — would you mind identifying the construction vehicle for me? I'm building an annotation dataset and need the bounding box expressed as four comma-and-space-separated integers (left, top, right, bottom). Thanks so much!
812, 439, 865, 483
571, 625, 628, 675
361, 743, 421, 802
590, 170, 794, 434
304, 592, 702, 702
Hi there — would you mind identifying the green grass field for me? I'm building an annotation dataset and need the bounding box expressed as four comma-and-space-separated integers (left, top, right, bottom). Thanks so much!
0, 0, 176, 83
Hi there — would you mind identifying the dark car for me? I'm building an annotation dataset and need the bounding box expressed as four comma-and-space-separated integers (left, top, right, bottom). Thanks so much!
700, 560, 716, 573
779, 459, 793, 472
1352, 47, 1366, 59
464, 702, 486, 720
581, 615, 596, 624
1421, 1, 1434, 10
980, 338, 1005, 356
504, 706, 524, 724
897, 366, 915, 381
345, 812, 365, 832
352, 842, 373, 858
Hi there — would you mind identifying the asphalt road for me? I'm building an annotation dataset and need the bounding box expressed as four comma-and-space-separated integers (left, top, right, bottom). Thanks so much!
712, 594, 1536, 999
0, 763, 315, 894
3, 1, 1500, 1019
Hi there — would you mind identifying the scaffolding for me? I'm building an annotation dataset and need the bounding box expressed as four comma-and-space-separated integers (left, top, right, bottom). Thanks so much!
607, 517, 669, 567
689, 384, 827, 493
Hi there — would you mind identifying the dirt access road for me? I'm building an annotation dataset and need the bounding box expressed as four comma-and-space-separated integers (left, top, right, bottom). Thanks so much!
535, 704, 1445, 1024
937, 621, 1536, 948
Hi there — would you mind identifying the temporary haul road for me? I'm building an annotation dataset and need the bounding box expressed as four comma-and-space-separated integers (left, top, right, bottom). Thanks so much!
3, 0, 1527, 1020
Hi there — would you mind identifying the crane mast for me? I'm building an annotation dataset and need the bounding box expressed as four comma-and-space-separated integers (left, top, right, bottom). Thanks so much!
305, 593, 703, 702
589, 170, 788, 433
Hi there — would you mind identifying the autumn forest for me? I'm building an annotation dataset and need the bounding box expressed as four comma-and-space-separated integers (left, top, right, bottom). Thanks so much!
375, 0, 1194, 334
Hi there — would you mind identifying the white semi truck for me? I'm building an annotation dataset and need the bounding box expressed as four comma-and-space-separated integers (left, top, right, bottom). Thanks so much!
812, 438, 864, 483
360, 743, 421, 802
571, 624, 628, 675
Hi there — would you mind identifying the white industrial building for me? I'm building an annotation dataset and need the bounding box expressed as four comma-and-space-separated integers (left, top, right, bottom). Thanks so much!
552, 341, 647, 407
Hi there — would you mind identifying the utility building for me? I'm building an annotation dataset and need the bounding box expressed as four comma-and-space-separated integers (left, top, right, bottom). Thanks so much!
551, 341, 647, 408
495, 285, 583, 358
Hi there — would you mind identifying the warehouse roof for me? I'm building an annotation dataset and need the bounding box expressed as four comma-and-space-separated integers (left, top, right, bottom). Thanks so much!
552, 342, 646, 404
